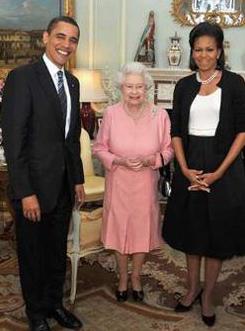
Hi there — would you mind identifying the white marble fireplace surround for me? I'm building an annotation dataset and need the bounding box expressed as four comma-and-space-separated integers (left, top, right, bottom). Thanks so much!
148, 68, 245, 109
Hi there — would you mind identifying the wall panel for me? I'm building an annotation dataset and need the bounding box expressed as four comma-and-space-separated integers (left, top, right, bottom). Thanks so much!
75, 0, 245, 71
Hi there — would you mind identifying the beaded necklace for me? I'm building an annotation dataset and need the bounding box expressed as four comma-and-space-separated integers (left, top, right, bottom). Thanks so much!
196, 70, 219, 85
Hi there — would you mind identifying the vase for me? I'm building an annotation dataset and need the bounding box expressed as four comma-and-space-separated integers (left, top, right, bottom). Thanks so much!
167, 32, 182, 67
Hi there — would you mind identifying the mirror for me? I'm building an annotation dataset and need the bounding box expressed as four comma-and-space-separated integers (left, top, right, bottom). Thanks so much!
171, 0, 245, 28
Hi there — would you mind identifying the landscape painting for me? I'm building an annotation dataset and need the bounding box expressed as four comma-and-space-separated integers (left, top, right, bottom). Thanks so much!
0, 0, 70, 74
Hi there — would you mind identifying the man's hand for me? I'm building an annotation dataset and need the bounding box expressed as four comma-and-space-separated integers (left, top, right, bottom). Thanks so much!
22, 195, 41, 222
75, 184, 85, 208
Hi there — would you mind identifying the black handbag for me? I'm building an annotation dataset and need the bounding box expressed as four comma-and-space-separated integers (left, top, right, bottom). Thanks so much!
159, 155, 172, 198
159, 165, 172, 198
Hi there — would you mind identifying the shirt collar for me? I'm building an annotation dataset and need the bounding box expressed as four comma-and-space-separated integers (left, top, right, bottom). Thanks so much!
43, 53, 65, 78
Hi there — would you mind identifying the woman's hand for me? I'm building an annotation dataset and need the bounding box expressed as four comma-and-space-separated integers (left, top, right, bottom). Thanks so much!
187, 171, 222, 192
126, 158, 144, 171
114, 157, 143, 170
141, 154, 156, 167
182, 168, 211, 192
114, 155, 155, 171
182, 168, 204, 185
198, 171, 222, 186
129, 154, 156, 170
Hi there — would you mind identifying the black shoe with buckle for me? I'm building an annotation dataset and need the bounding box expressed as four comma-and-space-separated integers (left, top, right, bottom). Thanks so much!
175, 289, 203, 313
49, 307, 83, 329
28, 318, 50, 331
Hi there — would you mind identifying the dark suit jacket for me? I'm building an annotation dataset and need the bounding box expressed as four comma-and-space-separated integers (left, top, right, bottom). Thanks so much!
2, 58, 84, 213
171, 70, 245, 154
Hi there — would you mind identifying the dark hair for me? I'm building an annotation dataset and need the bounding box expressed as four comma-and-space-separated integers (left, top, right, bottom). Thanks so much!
46, 16, 80, 38
189, 22, 225, 71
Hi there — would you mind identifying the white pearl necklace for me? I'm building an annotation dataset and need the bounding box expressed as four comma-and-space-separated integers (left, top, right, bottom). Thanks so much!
196, 70, 219, 85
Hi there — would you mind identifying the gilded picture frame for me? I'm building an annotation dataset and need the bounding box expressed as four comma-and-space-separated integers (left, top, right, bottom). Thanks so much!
0, 0, 74, 79
171, 0, 245, 28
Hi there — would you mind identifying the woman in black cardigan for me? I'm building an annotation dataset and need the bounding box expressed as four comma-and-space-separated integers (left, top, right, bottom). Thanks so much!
163, 22, 245, 327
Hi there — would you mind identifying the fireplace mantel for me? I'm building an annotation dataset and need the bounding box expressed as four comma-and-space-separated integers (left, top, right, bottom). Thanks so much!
148, 68, 192, 81
148, 68, 245, 109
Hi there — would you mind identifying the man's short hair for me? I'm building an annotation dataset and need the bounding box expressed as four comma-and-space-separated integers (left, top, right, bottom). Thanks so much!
46, 16, 80, 38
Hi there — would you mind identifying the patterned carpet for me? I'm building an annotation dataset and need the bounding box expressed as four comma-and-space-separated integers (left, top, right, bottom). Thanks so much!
1, 235, 245, 331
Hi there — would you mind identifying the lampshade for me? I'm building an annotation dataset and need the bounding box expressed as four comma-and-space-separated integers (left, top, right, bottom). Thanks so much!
72, 69, 108, 103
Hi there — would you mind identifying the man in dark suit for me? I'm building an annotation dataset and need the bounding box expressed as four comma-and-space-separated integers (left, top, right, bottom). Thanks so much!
2, 16, 84, 331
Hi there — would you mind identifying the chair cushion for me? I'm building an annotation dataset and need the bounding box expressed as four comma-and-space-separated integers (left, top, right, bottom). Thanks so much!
84, 176, 105, 201
67, 208, 103, 254
80, 207, 103, 250
80, 128, 95, 176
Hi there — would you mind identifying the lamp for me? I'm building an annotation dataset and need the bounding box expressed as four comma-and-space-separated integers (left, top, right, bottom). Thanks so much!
72, 69, 107, 139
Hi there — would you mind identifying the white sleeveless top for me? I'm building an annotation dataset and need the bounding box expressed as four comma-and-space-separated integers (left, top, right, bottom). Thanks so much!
188, 88, 221, 137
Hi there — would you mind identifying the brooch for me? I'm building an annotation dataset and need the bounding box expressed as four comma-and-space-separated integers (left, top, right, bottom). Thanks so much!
151, 106, 158, 117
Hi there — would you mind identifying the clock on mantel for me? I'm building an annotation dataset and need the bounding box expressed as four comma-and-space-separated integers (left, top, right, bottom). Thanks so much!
148, 68, 245, 109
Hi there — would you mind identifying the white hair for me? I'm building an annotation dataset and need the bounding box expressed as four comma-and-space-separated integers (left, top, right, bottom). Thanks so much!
116, 62, 153, 90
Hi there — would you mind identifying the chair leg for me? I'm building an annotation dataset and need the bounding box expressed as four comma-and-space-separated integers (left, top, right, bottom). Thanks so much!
70, 252, 80, 304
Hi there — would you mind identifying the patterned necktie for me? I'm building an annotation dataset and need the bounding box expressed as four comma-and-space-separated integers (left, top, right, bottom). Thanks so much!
57, 70, 67, 123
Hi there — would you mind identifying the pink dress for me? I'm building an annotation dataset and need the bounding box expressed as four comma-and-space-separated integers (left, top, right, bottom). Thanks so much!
93, 103, 173, 254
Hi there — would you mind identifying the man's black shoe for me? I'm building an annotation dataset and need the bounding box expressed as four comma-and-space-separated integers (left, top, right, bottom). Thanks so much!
28, 318, 50, 331
49, 307, 83, 329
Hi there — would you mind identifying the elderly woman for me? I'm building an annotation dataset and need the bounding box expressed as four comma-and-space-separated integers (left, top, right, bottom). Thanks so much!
93, 62, 173, 302
163, 22, 245, 327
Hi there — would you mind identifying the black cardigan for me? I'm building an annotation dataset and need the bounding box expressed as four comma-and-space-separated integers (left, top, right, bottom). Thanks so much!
171, 70, 245, 154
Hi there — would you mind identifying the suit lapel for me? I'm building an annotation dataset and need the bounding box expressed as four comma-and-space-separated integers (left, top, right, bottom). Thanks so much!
34, 59, 65, 135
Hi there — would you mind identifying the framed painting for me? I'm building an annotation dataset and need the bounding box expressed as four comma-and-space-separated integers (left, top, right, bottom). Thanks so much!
154, 80, 177, 109
0, 0, 74, 79
171, 0, 245, 28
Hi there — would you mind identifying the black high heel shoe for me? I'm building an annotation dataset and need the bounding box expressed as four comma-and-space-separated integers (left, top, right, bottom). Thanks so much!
130, 274, 144, 302
115, 290, 128, 302
175, 289, 203, 313
199, 292, 216, 327
201, 313, 216, 327
132, 289, 144, 302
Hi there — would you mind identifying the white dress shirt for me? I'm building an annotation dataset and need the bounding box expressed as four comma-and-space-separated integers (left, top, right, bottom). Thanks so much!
43, 53, 71, 137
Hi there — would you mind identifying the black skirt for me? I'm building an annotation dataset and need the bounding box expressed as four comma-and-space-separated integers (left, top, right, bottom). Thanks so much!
163, 135, 245, 259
